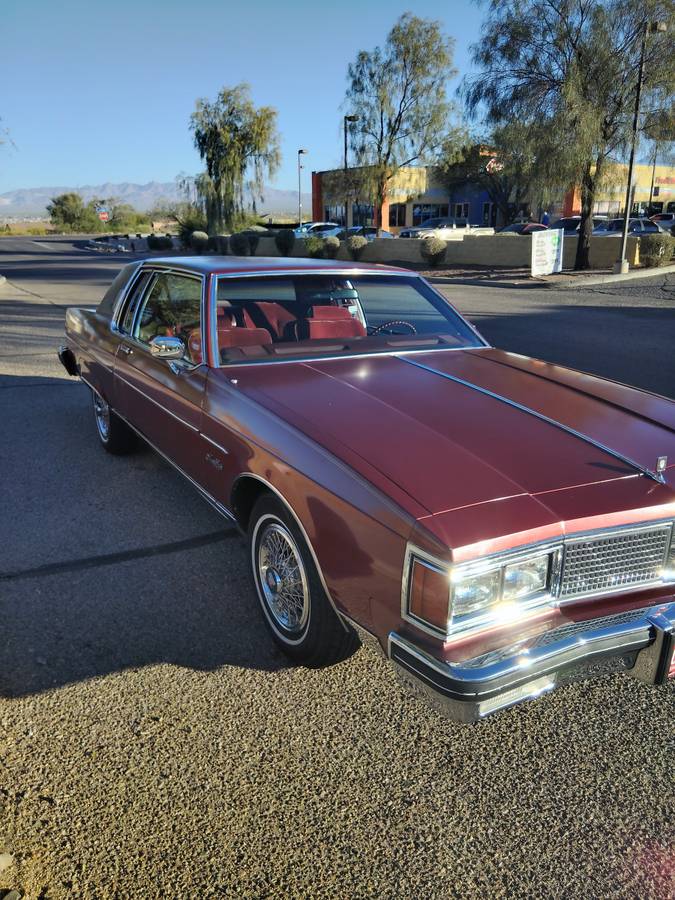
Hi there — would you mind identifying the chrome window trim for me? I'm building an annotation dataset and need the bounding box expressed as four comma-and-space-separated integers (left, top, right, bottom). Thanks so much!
212, 269, 489, 369
402, 519, 675, 641
112, 266, 207, 367
115, 373, 201, 432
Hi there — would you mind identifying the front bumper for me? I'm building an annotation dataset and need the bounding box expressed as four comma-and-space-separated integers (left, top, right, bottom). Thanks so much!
389, 601, 675, 722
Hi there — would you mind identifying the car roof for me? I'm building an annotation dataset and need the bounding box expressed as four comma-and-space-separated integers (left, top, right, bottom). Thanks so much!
142, 256, 412, 276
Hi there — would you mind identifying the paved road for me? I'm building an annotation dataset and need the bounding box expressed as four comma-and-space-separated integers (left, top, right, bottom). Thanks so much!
1, 238, 673, 899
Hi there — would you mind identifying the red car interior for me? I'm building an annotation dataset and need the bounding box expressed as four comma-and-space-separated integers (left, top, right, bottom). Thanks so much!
295, 306, 367, 341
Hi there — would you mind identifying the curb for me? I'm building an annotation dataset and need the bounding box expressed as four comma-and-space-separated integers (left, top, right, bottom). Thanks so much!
552, 262, 675, 289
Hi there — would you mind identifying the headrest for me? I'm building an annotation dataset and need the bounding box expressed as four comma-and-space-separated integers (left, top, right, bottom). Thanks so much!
309, 305, 353, 320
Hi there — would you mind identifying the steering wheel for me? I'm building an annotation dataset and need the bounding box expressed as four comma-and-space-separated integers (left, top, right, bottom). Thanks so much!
369, 320, 417, 336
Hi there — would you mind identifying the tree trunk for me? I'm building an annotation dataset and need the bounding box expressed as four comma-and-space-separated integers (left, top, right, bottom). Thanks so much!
574, 157, 602, 271
375, 175, 388, 236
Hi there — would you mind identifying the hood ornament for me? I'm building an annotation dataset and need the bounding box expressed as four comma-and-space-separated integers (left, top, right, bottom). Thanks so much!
656, 456, 668, 482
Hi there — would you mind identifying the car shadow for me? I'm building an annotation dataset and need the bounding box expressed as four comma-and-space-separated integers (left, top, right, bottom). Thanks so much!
0, 373, 292, 698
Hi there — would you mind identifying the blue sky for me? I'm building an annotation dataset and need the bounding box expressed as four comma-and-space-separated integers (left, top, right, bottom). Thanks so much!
0, 0, 483, 193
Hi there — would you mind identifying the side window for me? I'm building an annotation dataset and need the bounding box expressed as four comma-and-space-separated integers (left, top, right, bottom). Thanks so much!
133, 273, 203, 363
118, 270, 153, 334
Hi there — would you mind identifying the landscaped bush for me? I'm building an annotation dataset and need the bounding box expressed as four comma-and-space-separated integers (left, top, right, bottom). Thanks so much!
323, 235, 341, 258
190, 230, 209, 254
147, 234, 173, 250
304, 235, 326, 259
229, 232, 251, 256
640, 233, 675, 268
346, 235, 368, 260
275, 228, 295, 256
420, 235, 447, 267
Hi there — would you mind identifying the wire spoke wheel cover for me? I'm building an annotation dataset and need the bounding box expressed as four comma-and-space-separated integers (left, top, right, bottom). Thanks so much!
93, 392, 111, 442
255, 519, 310, 637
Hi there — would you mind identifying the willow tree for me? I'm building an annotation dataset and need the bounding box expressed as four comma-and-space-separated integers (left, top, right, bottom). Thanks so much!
464, 0, 674, 270
343, 14, 458, 231
190, 84, 280, 234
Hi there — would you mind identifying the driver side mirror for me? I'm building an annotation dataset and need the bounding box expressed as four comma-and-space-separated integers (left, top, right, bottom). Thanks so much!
149, 335, 184, 359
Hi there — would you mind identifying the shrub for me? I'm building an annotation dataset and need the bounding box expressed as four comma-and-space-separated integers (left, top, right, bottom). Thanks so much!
275, 228, 295, 256
420, 235, 447, 267
640, 233, 674, 268
304, 235, 326, 259
229, 232, 251, 256
147, 234, 173, 250
347, 234, 368, 261
190, 231, 209, 254
323, 235, 341, 258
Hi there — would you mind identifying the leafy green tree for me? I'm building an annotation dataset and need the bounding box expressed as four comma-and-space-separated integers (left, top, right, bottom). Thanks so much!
343, 14, 459, 232
46, 193, 102, 233
464, 0, 675, 269
190, 84, 280, 234
440, 123, 559, 225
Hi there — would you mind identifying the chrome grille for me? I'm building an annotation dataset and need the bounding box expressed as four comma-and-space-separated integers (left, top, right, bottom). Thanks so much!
559, 525, 672, 599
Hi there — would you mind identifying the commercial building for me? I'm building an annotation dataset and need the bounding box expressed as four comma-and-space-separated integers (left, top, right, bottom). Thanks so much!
311, 160, 675, 232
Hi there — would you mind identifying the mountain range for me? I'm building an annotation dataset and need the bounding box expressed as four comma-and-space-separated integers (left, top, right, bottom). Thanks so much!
0, 181, 311, 218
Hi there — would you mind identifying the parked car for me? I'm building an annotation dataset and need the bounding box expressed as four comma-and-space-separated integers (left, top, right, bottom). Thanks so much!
650, 213, 675, 235
58, 256, 675, 722
336, 226, 395, 241
550, 215, 609, 234
498, 223, 549, 235
399, 217, 469, 239
294, 222, 342, 238
594, 217, 666, 235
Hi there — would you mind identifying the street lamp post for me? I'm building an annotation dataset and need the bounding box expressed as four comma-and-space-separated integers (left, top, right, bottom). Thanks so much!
616, 21, 667, 274
297, 149, 308, 228
343, 115, 359, 230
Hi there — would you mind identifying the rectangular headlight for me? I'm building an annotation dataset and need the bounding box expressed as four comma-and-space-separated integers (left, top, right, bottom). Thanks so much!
404, 547, 555, 637
502, 555, 549, 601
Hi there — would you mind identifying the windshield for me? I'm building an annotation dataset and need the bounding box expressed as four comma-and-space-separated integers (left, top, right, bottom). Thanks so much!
213, 273, 484, 364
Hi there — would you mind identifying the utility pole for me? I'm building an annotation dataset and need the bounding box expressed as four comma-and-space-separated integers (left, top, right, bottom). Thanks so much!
297, 149, 308, 228
616, 21, 667, 273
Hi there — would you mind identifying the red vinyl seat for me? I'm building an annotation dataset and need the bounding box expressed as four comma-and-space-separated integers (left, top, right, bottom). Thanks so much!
187, 317, 272, 364
298, 306, 366, 341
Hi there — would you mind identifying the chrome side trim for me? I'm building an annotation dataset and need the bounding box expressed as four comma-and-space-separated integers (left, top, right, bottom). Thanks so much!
401, 356, 666, 484
230, 473, 349, 632
88, 387, 236, 525
115, 374, 200, 432
201, 433, 230, 455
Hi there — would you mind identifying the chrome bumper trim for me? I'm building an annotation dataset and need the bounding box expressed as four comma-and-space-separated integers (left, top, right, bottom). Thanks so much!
388, 601, 675, 723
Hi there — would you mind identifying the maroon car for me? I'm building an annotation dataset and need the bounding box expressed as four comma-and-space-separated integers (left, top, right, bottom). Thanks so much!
58, 257, 675, 721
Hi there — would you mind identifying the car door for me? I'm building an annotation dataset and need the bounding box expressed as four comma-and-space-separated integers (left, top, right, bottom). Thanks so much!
113, 268, 209, 483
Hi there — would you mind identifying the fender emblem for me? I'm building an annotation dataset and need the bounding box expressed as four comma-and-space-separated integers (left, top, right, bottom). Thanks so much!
206, 452, 224, 471
656, 456, 668, 475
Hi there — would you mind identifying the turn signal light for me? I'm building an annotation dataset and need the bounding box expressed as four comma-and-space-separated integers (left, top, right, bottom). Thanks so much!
408, 558, 450, 631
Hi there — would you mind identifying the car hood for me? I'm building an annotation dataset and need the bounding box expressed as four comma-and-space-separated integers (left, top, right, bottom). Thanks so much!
235, 347, 675, 521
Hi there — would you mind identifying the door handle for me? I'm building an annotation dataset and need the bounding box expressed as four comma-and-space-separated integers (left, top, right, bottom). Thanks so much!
119, 345, 133, 356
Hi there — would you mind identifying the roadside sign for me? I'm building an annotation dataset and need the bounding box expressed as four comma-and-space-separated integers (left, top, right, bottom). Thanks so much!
531, 229, 563, 276
98, 211, 109, 222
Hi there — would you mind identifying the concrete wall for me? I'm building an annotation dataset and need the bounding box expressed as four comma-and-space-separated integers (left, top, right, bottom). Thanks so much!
243, 233, 641, 269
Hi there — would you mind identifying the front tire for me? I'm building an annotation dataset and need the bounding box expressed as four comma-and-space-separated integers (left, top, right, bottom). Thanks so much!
248, 495, 359, 666
92, 390, 138, 454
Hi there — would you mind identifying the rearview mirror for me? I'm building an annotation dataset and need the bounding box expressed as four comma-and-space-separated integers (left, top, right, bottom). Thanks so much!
149, 335, 184, 359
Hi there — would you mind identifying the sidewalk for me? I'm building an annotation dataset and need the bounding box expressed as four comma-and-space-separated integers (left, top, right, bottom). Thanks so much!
422, 262, 675, 289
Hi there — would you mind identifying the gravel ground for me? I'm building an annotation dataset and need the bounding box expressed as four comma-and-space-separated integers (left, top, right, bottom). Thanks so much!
0, 239, 673, 899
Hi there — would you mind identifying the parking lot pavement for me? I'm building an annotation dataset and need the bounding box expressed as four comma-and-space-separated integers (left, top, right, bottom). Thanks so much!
1, 239, 674, 898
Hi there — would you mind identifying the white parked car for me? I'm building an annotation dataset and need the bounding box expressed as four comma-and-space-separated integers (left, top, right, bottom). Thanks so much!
399, 217, 469, 239
294, 222, 342, 238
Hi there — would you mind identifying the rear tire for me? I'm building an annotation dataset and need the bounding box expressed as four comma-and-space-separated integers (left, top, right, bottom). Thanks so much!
92, 390, 138, 455
248, 494, 359, 666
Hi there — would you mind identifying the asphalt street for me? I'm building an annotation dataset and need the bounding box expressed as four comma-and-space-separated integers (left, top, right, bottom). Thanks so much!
0, 237, 673, 899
